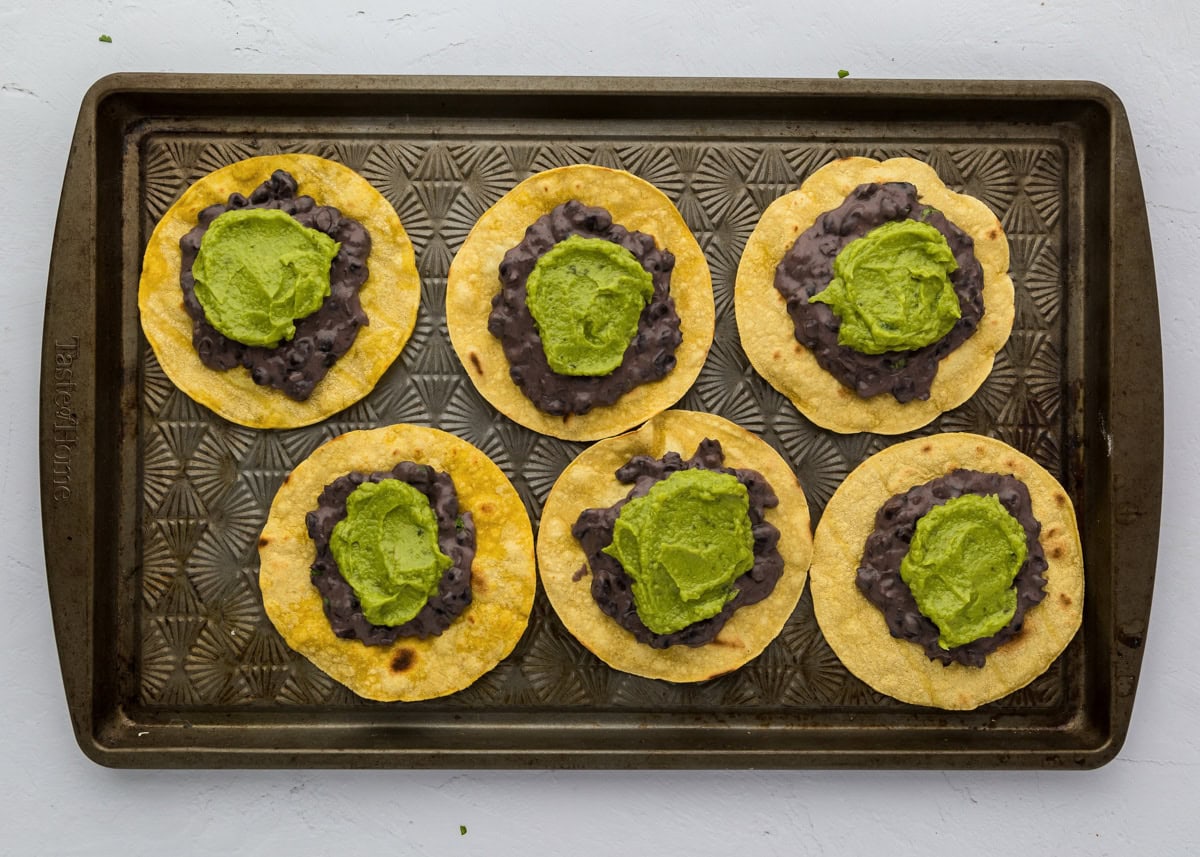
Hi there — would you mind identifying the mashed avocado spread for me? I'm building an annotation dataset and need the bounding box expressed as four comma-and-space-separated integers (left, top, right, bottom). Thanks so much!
329, 479, 452, 627
809, 219, 960, 354
192, 208, 340, 348
525, 235, 654, 376
899, 493, 1027, 649
602, 469, 755, 635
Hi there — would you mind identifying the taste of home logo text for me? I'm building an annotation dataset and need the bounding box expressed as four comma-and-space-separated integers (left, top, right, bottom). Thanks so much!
50, 337, 79, 501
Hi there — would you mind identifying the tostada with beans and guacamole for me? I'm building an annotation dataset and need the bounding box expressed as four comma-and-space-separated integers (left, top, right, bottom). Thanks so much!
537, 410, 812, 682
138, 153, 420, 428
446, 164, 714, 441
810, 433, 1084, 710
735, 157, 1014, 434
258, 424, 536, 702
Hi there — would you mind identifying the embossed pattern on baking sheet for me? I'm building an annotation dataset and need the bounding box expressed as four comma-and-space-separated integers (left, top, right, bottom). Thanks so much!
138, 138, 1066, 710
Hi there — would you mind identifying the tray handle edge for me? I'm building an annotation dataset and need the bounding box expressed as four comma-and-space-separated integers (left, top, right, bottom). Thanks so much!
1103, 91, 1163, 759
40, 90, 103, 764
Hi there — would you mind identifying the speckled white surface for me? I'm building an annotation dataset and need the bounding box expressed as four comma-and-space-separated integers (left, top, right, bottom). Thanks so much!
3, 1, 1196, 854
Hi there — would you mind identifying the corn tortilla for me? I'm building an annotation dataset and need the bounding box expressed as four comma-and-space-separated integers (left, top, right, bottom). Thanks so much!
735, 157, 1014, 434
258, 424, 536, 702
810, 433, 1084, 710
139, 153, 419, 429
537, 410, 812, 682
446, 165, 714, 441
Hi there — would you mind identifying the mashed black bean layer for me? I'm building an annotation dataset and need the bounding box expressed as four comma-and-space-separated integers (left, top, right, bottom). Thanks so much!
487, 200, 682, 417
571, 439, 783, 649
179, 170, 371, 401
855, 469, 1048, 667
773, 181, 985, 403
305, 463, 476, 645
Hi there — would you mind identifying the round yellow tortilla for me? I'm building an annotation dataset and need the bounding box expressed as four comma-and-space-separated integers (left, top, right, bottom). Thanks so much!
537, 410, 812, 682
810, 433, 1084, 710
258, 424, 536, 702
139, 153, 419, 429
735, 157, 1014, 434
446, 165, 714, 441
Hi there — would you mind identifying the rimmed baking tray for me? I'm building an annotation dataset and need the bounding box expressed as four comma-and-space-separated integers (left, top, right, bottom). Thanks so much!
40, 74, 1162, 768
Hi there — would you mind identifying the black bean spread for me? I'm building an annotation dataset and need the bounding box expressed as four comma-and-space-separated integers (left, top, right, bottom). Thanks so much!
856, 469, 1048, 667
487, 200, 683, 416
571, 439, 784, 649
773, 182, 985, 403
179, 170, 371, 401
305, 463, 476, 645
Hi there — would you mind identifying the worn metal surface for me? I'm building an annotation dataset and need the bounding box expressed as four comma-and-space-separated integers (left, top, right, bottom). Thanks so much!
39, 74, 1161, 768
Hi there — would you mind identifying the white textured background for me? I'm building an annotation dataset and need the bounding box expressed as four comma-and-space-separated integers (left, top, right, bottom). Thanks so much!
3, 1, 1195, 854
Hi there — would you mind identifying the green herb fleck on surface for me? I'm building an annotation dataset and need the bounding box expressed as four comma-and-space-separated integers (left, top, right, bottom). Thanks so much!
459, 825, 467, 836
99, 34, 113, 43
837, 69, 850, 78
455, 516, 465, 532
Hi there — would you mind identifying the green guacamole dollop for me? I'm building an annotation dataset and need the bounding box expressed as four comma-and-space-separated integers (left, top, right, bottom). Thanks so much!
809, 219, 961, 355
192, 208, 340, 348
602, 469, 756, 636
899, 493, 1028, 650
329, 479, 452, 628
525, 235, 654, 376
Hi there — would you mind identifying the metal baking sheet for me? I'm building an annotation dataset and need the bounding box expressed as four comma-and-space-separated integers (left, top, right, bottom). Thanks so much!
39, 74, 1162, 768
